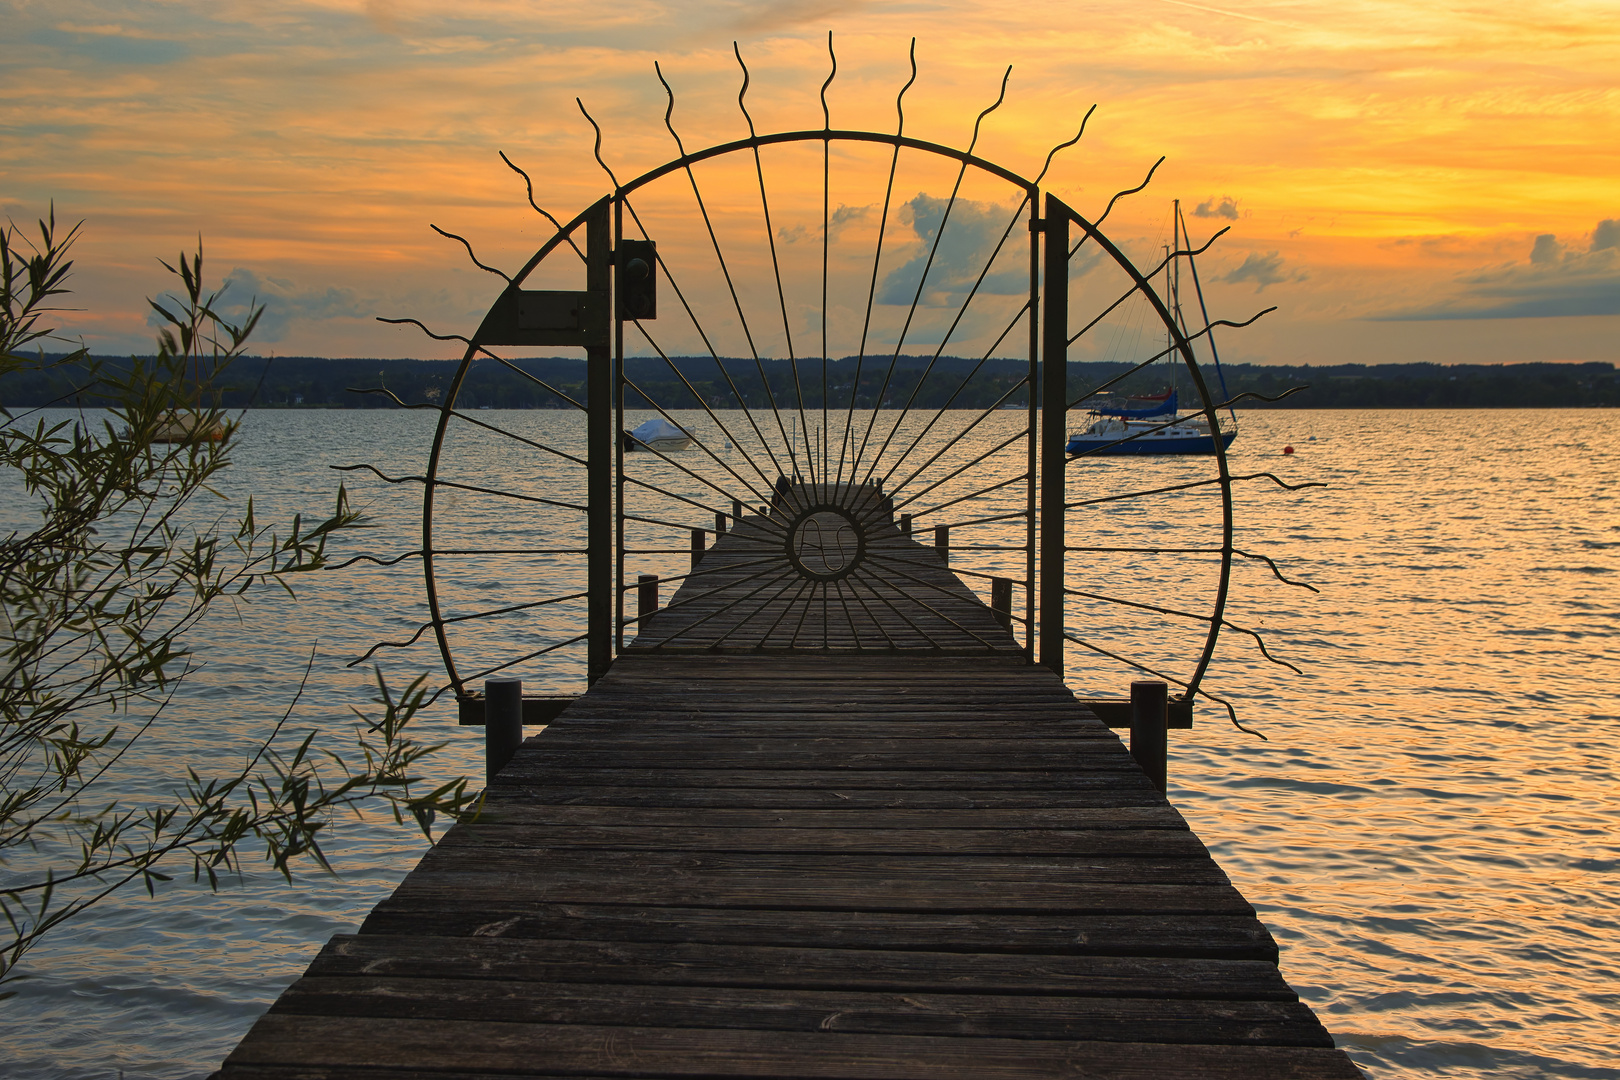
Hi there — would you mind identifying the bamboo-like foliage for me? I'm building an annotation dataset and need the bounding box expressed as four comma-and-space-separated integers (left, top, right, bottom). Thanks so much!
0, 210, 480, 995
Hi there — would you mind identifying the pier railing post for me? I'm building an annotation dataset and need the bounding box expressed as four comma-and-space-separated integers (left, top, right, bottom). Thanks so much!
732, 497, 745, 521
1130, 680, 1168, 793
637, 573, 658, 628
991, 577, 1013, 630
690, 528, 706, 570
484, 677, 524, 783
715, 511, 728, 535
935, 525, 950, 565
900, 513, 913, 537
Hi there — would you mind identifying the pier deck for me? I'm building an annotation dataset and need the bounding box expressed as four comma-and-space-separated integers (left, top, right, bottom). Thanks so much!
217, 528, 1361, 1078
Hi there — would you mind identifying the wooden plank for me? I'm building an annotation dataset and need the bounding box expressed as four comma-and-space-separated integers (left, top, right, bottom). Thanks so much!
432, 824, 1212, 857
304, 936, 1296, 999
484, 785, 1169, 809
469, 805, 1191, 829
270, 977, 1336, 1045
355, 906, 1280, 961
492, 768, 1153, 789
224, 1016, 1366, 1078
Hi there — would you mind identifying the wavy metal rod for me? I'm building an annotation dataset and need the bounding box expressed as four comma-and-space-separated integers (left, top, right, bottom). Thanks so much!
734, 44, 813, 487
1063, 632, 1263, 739
1062, 586, 1301, 673
1067, 470, 1326, 510
842, 36, 917, 487
849, 65, 1011, 482
349, 590, 590, 665
1069, 156, 1164, 259
498, 151, 587, 263
642, 70, 803, 482
1064, 232, 1232, 349
429, 225, 511, 282
331, 463, 588, 513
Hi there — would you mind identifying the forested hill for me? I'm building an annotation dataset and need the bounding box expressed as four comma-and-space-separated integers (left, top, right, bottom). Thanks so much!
4, 355, 1615, 409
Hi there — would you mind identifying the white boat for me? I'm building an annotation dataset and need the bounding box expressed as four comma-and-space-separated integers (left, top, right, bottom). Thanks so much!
1066, 395, 1236, 456
623, 417, 694, 452
1066, 200, 1237, 459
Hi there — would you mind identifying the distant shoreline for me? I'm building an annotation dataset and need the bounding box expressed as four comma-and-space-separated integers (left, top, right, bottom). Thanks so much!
7, 355, 1615, 410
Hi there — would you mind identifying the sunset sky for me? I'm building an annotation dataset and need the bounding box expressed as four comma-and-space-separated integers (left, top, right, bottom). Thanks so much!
3, 0, 1616, 366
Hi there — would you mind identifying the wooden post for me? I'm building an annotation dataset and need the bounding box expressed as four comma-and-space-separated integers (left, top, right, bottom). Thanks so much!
690, 528, 706, 570
732, 497, 745, 521
637, 573, 658, 623
935, 525, 950, 565
715, 511, 728, 535
484, 677, 524, 784
1130, 680, 1168, 793
991, 577, 1013, 630
900, 513, 912, 537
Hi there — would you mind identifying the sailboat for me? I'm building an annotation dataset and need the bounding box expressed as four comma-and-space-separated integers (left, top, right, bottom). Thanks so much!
1066, 201, 1238, 458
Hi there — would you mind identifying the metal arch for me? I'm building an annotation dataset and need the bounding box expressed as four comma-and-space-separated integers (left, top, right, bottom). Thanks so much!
423, 125, 1241, 708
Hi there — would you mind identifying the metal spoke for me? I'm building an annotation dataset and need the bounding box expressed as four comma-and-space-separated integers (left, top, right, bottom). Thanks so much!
841, 38, 917, 488
849, 68, 1010, 483
886, 383, 1029, 505
891, 428, 1027, 514
857, 190, 1033, 487
458, 632, 592, 686
735, 44, 815, 487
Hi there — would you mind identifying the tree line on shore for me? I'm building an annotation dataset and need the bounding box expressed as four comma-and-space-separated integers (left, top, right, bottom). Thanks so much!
6, 353, 1616, 410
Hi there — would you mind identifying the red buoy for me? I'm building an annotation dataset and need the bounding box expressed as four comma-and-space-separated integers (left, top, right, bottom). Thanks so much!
1282, 445, 1295, 455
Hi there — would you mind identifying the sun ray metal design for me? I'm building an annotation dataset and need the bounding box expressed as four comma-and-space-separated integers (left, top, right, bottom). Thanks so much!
351, 37, 1319, 734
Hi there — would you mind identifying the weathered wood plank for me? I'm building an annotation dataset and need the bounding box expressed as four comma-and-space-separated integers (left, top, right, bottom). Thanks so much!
469, 805, 1191, 829
270, 977, 1336, 1045
305, 936, 1296, 999
432, 824, 1211, 857
224, 1016, 1365, 1078
355, 906, 1280, 961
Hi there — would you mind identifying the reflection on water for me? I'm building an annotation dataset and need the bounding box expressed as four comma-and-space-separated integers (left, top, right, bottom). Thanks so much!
2, 408, 1617, 1079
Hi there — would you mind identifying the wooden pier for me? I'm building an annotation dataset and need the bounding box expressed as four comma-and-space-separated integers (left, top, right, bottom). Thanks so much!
217, 524, 1362, 1079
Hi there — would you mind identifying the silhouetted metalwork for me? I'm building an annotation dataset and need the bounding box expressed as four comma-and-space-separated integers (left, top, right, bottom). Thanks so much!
347, 38, 1318, 735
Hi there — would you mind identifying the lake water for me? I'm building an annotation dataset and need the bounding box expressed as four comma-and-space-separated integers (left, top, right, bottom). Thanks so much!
3, 407, 1617, 1079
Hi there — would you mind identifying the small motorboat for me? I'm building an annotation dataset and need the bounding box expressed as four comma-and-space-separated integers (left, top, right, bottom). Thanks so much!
623, 417, 694, 452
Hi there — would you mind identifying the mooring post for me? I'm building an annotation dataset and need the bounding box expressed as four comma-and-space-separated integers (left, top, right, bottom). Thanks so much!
991, 577, 1013, 630
935, 525, 950, 565
715, 511, 728, 535
1130, 680, 1169, 793
900, 513, 913, 537
690, 528, 706, 569
637, 573, 658, 624
484, 677, 524, 784
732, 497, 745, 521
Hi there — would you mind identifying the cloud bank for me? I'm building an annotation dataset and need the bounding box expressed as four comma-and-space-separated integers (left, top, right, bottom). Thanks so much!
1377, 219, 1620, 320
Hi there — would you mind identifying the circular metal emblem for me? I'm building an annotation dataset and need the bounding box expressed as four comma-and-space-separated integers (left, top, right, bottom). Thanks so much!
784, 504, 866, 583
